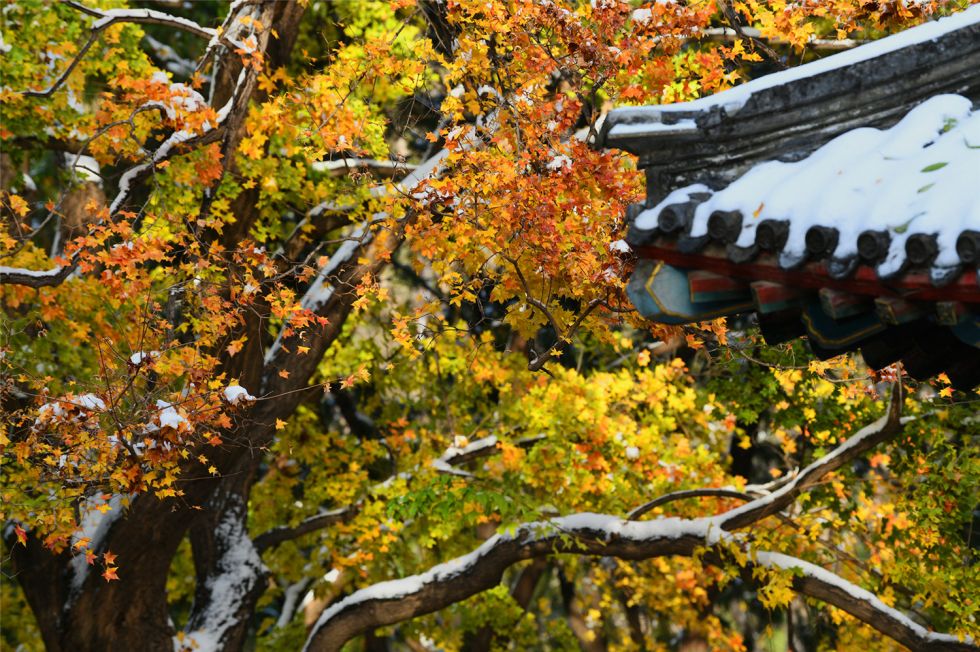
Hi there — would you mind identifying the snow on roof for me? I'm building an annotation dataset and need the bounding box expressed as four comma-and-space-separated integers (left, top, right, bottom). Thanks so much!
634, 94, 980, 282
605, 4, 980, 137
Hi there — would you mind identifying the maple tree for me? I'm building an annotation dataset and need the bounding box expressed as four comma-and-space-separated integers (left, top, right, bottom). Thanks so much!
1, 1, 978, 651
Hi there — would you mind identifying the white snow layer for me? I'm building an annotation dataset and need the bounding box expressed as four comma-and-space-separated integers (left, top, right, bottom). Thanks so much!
70, 493, 126, 596
64, 153, 102, 185
607, 4, 980, 130
304, 514, 712, 650
223, 384, 256, 405
0, 265, 65, 280
155, 400, 191, 432
672, 94, 980, 276
92, 8, 215, 38
609, 239, 632, 253
130, 350, 159, 365
756, 551, 971, 647
181, 500, 267, 652
634, 184, 713, 230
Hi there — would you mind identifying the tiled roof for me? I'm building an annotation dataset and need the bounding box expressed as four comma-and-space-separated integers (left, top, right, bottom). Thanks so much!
633, 94, 980, 287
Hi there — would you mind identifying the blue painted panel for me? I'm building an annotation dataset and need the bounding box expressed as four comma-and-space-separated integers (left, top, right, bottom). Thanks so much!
627, 260, 754, 325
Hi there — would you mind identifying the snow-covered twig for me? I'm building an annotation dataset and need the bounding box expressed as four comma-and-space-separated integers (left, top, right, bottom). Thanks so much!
253, 505, 360, 554
716, 383, 902, 531
25, 2, 216, 98
108, 67, 243, 215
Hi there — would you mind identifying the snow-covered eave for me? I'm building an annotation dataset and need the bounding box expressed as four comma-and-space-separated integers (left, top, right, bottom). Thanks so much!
598, 4, 980, 151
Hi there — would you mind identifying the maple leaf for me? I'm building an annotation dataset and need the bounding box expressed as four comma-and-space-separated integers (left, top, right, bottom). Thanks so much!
103, 551, 117, 565
7, 194, 29, 217
73, 537, 91, 550
226, 338, 245, 357
14, 525, 27, 547
102, 567, 119, 582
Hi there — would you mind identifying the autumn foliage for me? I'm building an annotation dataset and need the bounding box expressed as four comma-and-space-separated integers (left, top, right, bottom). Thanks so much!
1, 1, 978, 651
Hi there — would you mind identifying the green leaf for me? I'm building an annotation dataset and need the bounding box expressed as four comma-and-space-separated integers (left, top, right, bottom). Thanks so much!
917, 183, 934, 194
921, 162, 948, 172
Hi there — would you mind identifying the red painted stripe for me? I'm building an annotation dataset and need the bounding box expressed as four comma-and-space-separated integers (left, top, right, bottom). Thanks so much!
633, 245, 980, 303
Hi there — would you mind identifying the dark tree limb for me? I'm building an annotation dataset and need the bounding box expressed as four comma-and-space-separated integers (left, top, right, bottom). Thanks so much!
25, 1, 218, 98
0, 264, 75, 288
254, 505, 360, 553
299, 387, 957, 652
302, 510, 971, 652
627, 488, 753, 521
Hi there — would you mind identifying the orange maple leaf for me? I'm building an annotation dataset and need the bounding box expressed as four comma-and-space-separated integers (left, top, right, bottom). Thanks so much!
14, 525, 27, 547
103, 551, 117, 565
102, 567, 119, 582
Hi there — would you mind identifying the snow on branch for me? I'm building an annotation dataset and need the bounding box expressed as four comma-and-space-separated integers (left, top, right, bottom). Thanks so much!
181, 497, 268, 652
431, 435, 499, 476
25, 1, 216, 98
301, 392, 931, 652
253, 505, 359, 553
756, 552, 975, 652
108, 67, 243, 215
302, 510, 972, 652
716, 383, 903, 531
0, 264, 74, 288
301, 514, 712, 652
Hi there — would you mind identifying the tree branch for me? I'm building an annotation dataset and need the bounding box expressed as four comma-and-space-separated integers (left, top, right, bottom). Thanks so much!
254, 505, 359, 554
0, 264, 75, 288
301, 511, 972, 652
627, 488, 753, 521
716, 383, 903, 531
301, 388, 924, 651
25, 2, 217, 98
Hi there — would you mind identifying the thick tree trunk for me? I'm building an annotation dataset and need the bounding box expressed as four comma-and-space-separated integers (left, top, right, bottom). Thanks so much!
5, 4, 308, 651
